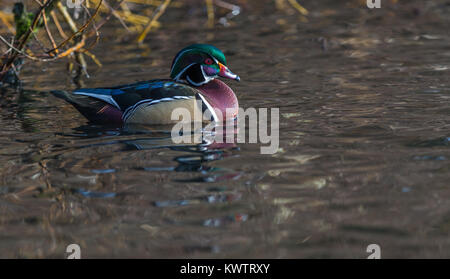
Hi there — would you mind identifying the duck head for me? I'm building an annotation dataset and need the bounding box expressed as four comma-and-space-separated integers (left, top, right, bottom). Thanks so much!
170, 44, 240, 86
170, 44, 240, 122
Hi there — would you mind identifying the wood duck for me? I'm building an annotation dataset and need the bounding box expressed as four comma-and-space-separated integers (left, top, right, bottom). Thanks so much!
52, 44, 240, 125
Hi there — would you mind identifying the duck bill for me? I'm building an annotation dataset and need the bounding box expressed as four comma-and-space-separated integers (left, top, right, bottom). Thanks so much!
218, 62, 240, 81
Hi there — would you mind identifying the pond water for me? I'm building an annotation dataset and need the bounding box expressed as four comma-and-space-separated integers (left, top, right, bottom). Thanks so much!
1, 0, 450, 258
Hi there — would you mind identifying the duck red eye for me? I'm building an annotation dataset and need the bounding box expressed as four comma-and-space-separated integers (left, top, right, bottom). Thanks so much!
205, 58, 213, 65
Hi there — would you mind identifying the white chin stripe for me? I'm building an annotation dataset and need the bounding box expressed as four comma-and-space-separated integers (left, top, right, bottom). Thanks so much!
186, 75, 210, 87
200, 65, 215, 83
175, 64, 215, 87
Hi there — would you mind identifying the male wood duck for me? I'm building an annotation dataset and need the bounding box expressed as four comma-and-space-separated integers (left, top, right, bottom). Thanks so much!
52, 44, 240, 125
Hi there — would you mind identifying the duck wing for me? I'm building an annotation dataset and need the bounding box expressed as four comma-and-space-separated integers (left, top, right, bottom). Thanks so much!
73, 79, 199, 112
59, 80, 201, 124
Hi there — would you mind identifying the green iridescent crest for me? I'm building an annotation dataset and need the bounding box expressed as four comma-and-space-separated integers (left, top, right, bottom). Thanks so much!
170, 44, 227, 80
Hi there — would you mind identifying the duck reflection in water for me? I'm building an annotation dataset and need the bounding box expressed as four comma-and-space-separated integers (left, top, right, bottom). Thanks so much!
123, 122, 243, 183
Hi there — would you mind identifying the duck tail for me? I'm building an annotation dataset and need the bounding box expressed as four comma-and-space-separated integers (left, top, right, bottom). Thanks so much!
51, 90, 88, 107
50, 90, 70, 100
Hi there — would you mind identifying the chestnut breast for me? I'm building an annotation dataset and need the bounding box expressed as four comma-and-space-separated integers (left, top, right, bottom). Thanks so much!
197, 79, 239, 121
